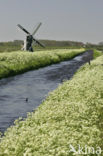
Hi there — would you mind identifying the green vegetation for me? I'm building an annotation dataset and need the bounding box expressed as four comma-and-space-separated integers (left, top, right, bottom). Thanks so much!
0, 40, 84, 52
0, 48, 85, 79
1, 40, 103, 53
85, 42, 103, 51
93, 49, 103, 59
0, 40, 22, 52
0, 52, 103, 155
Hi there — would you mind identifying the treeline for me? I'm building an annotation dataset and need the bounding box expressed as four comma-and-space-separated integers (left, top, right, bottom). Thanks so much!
85, 42, 103, 51
0, 40, 84, 52
39, 40, 84, 48
0, 39, 103, 52
0, 40, 23, 52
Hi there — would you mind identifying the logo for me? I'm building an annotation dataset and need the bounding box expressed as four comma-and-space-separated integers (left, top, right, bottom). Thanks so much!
69, 144, 102, 155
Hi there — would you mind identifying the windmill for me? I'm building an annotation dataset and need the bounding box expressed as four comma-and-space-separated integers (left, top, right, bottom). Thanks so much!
17, 22, 45, 52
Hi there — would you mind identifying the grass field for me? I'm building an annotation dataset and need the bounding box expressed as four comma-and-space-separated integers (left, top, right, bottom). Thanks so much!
0, 49, 85, 79
0, 50, 103, 155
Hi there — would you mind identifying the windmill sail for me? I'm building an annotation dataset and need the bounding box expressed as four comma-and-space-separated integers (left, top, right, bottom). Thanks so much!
17, 24, 30, 35
33, 38, 45, 48
32, 23, 42, 36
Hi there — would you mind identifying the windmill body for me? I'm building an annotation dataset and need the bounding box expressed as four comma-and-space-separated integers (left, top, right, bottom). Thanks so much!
22, 35, 33, 51
17, 23, 44, 52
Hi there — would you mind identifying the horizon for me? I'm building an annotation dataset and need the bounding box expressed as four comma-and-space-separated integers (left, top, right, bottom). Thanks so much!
0, 39, 100, 45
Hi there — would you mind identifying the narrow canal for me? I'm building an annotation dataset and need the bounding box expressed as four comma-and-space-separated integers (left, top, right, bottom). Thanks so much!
0, 50, 93, 133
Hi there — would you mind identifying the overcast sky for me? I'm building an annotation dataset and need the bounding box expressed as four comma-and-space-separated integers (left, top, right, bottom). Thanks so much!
0, 0, 103, 44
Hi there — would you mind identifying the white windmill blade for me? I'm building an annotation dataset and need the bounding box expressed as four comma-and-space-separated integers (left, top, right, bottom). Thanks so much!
32, 22, 42, 36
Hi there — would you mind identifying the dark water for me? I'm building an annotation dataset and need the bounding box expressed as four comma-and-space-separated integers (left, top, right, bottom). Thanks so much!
0, 50, 93, 133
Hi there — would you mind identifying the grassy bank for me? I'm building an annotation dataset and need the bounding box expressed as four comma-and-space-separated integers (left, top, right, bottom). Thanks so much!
0, 49, 85, 79
0, 52, 103, 155
93, 49, 103, 59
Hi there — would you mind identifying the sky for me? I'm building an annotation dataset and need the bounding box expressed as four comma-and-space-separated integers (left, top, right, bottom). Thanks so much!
0, 0, 103, 44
